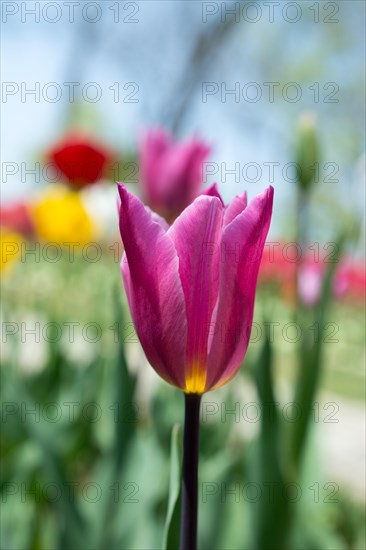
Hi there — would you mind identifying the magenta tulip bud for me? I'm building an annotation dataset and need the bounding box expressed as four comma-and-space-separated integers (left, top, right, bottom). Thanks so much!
139, 128, 210, 222
117, 182, 274, 394
298, 262, 323, 307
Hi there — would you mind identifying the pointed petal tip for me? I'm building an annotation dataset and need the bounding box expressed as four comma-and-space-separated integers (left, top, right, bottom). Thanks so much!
205, 182, 219, 194
117, 182, 131, 209
234, 190, 248, 205
252, 184, 274, 210
202, 182, 225, 205
266, 184, 274, 210
116, 183, 126, 215
116, 181, 124, 194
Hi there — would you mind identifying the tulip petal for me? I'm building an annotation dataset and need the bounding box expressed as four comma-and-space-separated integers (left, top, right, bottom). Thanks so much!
146, 206, 170, 231
223, 191, 247, 226
206, 186, 274, 390
139, 129, 211, 219
202, 183, 225, 206
168, 196, 224, 392
159, 141, 210, 214
117, 184, 187, 388
139, 129, 171, 206
117, 192, 169, 231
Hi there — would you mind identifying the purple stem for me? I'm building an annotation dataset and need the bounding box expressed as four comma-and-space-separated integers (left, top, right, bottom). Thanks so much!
180, 393, 201, 550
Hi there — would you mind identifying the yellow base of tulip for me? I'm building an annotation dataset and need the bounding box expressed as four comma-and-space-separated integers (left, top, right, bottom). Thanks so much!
185, 363, 206, 394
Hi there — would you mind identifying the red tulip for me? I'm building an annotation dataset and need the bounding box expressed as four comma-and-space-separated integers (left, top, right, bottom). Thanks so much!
0, 202, 34, 235
139, 128, 210, 222
48, 133, 113, 188
117, 182, 273, 393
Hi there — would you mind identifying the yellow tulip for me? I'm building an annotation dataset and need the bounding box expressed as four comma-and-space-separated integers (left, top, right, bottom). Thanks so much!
29, 185, 97, 246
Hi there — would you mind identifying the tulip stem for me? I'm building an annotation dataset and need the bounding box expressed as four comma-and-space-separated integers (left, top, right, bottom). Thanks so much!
180, 393, 201, 550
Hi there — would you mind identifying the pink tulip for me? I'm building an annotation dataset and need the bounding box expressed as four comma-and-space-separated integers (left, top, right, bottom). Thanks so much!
298, 262, 323, 307
117, 182, 274, 394
298, 258, 366, 307
139, 129, 210, 221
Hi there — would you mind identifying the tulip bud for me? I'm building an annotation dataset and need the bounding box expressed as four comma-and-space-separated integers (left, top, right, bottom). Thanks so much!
139, 128, 210, 222
295, 113, 320, 192
117, 183, 273, 394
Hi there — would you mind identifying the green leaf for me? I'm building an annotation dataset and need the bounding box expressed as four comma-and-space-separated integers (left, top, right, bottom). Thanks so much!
251, 331, 292, 550
94, 286, 138, 550
162, 423, 182, 550
290, 234, 346, 471
113, 285, 138, 470
200, 449, 247, 549
8, 390, 86, 548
